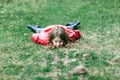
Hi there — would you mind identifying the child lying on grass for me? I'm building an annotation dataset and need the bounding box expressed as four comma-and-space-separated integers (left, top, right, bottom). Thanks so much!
27, 21, 81, 49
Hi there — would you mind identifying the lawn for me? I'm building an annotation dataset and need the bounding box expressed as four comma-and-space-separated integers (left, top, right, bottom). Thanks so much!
0, 0, 120, 80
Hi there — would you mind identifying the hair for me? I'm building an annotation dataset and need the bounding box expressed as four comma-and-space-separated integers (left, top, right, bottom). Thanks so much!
48, 27, 71, 49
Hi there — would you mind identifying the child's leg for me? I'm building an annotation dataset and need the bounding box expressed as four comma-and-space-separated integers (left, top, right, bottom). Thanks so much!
27, 25, 44, 33
36, 28, 44, 33
66, 21, 80, 30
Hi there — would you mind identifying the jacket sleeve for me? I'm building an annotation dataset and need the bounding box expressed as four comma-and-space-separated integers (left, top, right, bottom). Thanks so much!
31, 33, 39, 44
65, 28, 81, 41
31, 33, 48, 46
73, 30, 81, 40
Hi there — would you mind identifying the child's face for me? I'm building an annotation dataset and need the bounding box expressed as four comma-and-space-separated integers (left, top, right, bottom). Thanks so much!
52, 37, 63, 48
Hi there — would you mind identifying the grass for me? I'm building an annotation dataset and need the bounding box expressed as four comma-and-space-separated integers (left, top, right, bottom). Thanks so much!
0, 0, 120, 80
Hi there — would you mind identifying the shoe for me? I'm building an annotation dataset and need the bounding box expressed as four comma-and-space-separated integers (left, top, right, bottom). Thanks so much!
66, 21, 80, 27
27, 25, 41, 33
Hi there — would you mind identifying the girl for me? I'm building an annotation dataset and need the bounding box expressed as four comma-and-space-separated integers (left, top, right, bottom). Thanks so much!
27, 21, 81, 49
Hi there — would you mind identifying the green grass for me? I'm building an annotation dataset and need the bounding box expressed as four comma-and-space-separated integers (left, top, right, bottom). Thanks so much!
0, 0, 120, 80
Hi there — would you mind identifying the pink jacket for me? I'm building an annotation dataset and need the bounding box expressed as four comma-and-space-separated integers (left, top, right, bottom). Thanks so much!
31, 25, 81, 46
